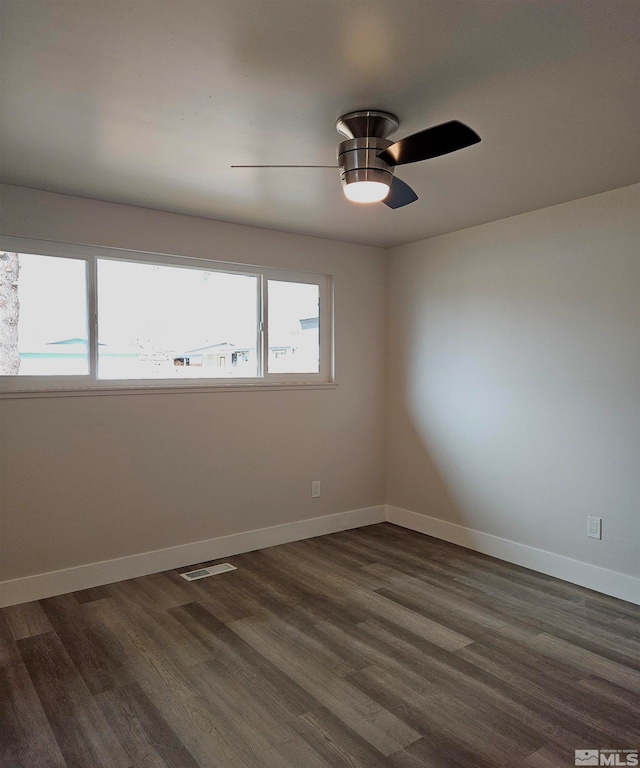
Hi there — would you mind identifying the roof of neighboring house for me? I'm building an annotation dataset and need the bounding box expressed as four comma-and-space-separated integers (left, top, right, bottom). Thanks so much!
46, 338, 107, 346
177, 342, 246, 356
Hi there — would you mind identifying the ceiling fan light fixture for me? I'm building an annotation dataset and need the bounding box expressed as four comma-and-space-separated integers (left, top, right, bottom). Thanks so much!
338, 138, 393, 205
343, 180, 390, 203
231, 110, 479, 212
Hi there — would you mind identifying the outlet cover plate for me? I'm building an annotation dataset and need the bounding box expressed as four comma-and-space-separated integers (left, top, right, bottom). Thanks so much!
587, 516, 602, 540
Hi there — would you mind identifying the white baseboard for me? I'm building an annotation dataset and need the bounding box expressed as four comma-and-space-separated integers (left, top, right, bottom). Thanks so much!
0, 505, 386, 607
4, 503, 637, 608
385, 505, 640, 606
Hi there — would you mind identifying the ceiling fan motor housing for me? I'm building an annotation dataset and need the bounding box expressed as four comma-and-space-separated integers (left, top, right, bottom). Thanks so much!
336, 110, 399, 192
338, 136, 394, 189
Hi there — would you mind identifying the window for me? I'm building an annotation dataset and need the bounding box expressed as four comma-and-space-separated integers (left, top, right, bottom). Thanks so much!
97, 259, 259, 380
267, 280, 320, 374
0, 239, 332, 394
1, 252, 90, 376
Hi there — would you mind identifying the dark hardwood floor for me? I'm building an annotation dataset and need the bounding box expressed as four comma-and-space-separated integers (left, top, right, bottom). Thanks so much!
1, 523, 639, 767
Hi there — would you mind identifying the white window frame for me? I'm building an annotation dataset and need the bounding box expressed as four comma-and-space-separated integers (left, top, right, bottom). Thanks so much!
0, 236, 334, 396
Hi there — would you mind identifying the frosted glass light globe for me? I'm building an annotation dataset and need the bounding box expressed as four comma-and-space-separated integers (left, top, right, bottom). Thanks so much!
343, 180, 390, 203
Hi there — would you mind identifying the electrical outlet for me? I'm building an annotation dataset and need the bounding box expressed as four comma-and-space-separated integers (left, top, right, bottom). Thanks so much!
587, 516, 602, 540
311, 481, 321, 498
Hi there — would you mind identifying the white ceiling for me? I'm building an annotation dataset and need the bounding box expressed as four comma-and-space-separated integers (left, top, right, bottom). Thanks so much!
0, 0, 638, 248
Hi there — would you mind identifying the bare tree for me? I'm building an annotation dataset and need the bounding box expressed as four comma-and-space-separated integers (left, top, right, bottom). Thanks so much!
0, 252, 20, 374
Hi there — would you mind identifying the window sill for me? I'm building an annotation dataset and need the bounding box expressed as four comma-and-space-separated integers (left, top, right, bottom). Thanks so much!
0, 381, 337, 399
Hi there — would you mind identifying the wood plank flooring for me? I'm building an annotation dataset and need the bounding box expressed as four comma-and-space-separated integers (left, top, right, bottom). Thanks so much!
1, 523, 639, 767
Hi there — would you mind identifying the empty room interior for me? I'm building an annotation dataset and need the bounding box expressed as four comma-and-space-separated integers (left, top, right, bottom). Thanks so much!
0, 1, 639, 767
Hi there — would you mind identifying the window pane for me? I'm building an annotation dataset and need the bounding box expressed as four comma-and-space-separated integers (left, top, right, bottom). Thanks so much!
97, 260, 258, 379
0, 252, 88, 376
267, 280, 320, 373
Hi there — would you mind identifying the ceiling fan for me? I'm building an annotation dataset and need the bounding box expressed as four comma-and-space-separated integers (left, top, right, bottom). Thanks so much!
231, 110, 481, 209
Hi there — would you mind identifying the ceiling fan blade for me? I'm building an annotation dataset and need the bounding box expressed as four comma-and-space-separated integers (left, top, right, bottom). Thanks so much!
231, 165, 338, 168
378, 121, 480, 166
383, 176, 418, 209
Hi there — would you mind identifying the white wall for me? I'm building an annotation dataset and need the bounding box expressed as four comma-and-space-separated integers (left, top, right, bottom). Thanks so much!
387, 184, 640, 579
0, 185, 387, 581
2, 182, 638, 601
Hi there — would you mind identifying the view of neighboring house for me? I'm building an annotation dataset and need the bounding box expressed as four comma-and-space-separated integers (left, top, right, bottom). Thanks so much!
17, 337, 92, 375
173, 342, 255, 369
18, 315, 320, 378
